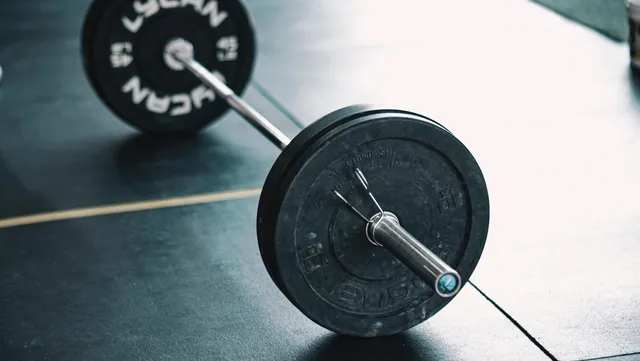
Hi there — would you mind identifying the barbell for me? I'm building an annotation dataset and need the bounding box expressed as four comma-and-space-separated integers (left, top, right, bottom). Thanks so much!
81, 0, 490, 337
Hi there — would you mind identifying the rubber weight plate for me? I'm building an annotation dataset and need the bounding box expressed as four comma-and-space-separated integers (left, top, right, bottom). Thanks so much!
257, 105, 490, 337
81, 0, 256, 134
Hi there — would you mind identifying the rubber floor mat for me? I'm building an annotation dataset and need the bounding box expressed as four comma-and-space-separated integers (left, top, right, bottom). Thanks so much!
531, 0, 628, 42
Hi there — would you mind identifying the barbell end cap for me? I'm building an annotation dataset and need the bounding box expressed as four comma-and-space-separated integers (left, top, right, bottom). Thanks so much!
435, 271, 462, 298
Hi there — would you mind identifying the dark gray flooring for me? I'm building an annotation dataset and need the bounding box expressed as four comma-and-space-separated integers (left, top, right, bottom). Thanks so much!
0, 198, 548, 361
0, 0, 638, 360
0, 83, 296, 219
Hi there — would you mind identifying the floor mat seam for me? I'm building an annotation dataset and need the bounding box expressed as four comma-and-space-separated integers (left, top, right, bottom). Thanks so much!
469, 281, 559, 361
250, 80, 307, 130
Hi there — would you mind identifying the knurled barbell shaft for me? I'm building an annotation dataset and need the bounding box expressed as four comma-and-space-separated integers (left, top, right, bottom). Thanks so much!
368, 212, 462, 298
168, 48, 291, 150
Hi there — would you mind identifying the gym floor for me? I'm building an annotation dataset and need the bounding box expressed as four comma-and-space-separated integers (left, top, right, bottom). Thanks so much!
1, 0, 639, 360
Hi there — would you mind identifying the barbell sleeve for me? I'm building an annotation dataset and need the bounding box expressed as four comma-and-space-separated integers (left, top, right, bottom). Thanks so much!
367, 212, 462, 298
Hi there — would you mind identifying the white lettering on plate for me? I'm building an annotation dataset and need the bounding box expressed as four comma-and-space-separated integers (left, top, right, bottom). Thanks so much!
121, 0, 228, 34
120, 74, 227, 115
110, 42, 133, 68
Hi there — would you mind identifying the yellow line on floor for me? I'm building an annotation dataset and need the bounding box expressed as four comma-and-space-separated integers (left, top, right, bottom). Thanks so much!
0, 187, 263, 229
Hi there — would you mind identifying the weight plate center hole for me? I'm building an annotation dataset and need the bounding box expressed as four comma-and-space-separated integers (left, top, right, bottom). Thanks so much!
331, 210, 405, 281
164, 38, 194, 71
